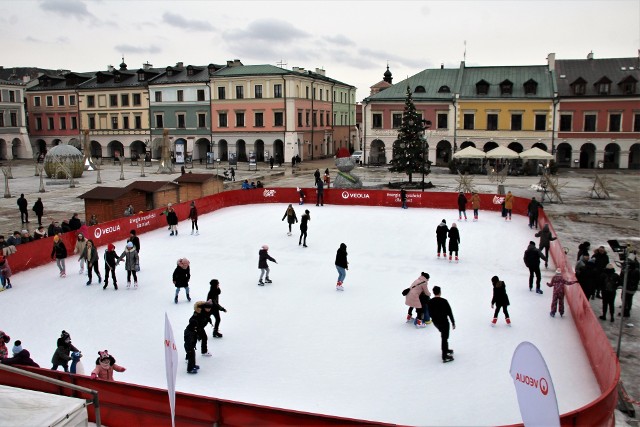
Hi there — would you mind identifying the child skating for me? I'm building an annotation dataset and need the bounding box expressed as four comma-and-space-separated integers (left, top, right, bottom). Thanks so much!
258, 245, 277, 286
118, 242, 140, 288
335, 243, 349, 291
173, 258, 191, 302
281, 204, 298, 236
547, 268, 578, 317
103, 244, 119, 290
491, 276, 511, 326
0, 256, 12, 290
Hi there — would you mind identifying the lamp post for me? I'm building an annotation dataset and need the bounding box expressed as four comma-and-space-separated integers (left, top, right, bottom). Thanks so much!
421, 119, 432, 192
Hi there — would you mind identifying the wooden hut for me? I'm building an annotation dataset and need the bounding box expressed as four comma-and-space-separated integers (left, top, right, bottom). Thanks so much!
174, 173, 224, 202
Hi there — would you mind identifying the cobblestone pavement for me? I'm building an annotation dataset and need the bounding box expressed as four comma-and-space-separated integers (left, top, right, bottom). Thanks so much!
0, 158, 638, 421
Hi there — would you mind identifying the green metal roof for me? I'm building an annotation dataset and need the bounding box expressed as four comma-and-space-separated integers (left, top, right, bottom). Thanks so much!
213, 64, 355, 88
366, 68, 460, 101
458, 65, 554, 99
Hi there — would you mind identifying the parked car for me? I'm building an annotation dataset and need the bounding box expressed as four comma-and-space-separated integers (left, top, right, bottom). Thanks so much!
351, 150, 363, 164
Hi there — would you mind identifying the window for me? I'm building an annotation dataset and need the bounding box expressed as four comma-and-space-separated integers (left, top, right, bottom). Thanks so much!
34, 97, 41, 107
111, 116, 118, 129
134, 116, 141, 129
274, 84, 282, 98
87, 95, 95, 108
476, 81, 489, 95
58, 95, 65, 106
305, 111, 309, 126
313, 111, 317, 127
524, 80, 538, 95
88, 116, 96, 129
236, 112, 245, 127
559, 114, 572, 132
69, 95, 76, 106
132, 93, 141, 106
197, 89, 205, 102
437, 113, 448, 129
414, 86, 426, 93
609, 113, 621, 132
620, 79, 637, 95
177, 90, 184, 102
319, 112, 324, 126
500, 80, 513, 95
235, 86, 244, 99
10, 112, 17, 127
0, 114, 4, 127
254, 85, 262, 99
392, 113, 402, 128
35, 117, 42, 130
154, 91, 162, 102
155, 114, 164, 128
46, 96, 53, 107
634, 113, 640, 132
572, 80, 586, 95
510, 114, 522, 131
584, 114, 597, 132
71, 116, 78, 130
274, 112, 284, 127
305, 86, 309, 99
121, 94, 129, 106
218, 87, 226, 100
219, 112, 227, 127
326, 112, 330, 126
122, 116, 130, 129
197, 113, 206, 128
438, 86, 450, 93
487, 114, 498, 130
177, 114, 186, 129
313, 88, 316, 100
48, 117, 54, 130
298, 111, 303, 127
535, 114, 546, 131
372, 113, 383, 129
59, 117, 66, 130
463, 113, 475, 130
254, 112, 264, 127
319, 89, 323, 101
597, 82, 611, 95
110, 94, 118, 107
9, 91, 15, 102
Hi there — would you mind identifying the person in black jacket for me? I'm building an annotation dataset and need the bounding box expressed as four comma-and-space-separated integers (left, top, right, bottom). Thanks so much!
621, 258, 639, 317
258, 245, 277, 286
184, 318, 199, 374
576, 241, 591, 261
457, 192, 468, 220
447, 223, 460, 262
281, 204, 298, 236
523, 241, 547, 294
51, 330, 79, 372
173, 258, 191, 303
599, 264, 620, 322
51, 235, 68, 277
127, 230, 141, 253
335, 243, 348, 291
32, 197, 44, 226
1, 340, 40, 368
527, 197, 542, 229
167, 206, 179, 236
206, 279, 227, 338
299, 209, 310, 247
69, 213, 82, 231
427, 286, 456, 363
436, 219, 449, 259
400, 188, 407, 209
103, 244, 119, 290
17, 194, 28, 223
535, 224, 557, 268
491, 276, 511, 326
191, 301, 213, 357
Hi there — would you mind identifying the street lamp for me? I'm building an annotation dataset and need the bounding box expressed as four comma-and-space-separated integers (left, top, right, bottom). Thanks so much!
421, 119, 432, 192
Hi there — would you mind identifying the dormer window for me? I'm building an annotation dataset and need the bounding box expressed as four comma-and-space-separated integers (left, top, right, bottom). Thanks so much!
571, 77, 586, 95
187, 66, 194, 76
476, 80, 490, 95
524, 79, 538, 95
414, 86, 426, 93
618, 75, 637, 95
137, 72, 145, 82
438, 85, 450, 93
114, 73, 121, 83
499, 79, 513, 95
595, 77, 612, 95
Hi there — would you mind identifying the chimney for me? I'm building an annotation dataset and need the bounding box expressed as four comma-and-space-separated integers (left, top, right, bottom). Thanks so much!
547, 53, 556, 71
143, 62, 153, 70
292, 66, 305, 72
175, 62, 184, 69
587, 51, 594, 60
107, 65, 115, 72
315, 68, 326, 76
440, 63, 444, 69
233, 59, 242, 66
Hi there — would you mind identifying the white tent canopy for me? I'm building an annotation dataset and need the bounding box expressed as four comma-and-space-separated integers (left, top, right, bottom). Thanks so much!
485, 145, 520, 159
519, 147, 554, 160
452, 146, 486, 159
0, 385, 88, 427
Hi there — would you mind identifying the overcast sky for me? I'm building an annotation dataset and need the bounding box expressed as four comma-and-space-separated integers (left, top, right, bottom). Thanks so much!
1, 0, 638, 100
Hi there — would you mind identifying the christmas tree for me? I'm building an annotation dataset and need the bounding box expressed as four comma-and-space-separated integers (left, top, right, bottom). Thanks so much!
388, 86, 431, 183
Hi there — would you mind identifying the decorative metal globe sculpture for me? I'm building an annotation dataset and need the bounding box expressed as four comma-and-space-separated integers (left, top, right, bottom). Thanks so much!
43, 144, 85, 179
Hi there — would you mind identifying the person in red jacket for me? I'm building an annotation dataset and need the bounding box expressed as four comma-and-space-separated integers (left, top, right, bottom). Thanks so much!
91, 350, 126, 381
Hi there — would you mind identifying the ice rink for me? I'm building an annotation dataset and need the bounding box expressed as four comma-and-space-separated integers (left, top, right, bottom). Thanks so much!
2, 203, 602, 425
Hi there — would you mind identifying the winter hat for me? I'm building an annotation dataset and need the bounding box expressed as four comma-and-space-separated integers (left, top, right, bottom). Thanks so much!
21, 229, 28, 235
126, 242, 134, 248
555, 268, 562, 275
0, 331, 10, 343
261, 244, 269, 250
305, 209, 310, 214
209, 279, 219, 287
177, 258, 190, 268
12, 340, 22, 355
421, 272, 430, 280
432, 286, 441, 296
77, 233, 84, 238
108, 244, 115, 251
98, 350, 110, 361
442, 219, 446, 224
491, 276, 499, 283
451, 223, 457, 228
529, 241, 535, 246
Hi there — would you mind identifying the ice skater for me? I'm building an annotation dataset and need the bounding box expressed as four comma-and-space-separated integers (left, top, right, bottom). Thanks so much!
405, 272, 431, 328
258, 245, 277, 286
436, 219, 449, 259
51, 330, 80, 372
504, 191, 514, 220
103, 244, 119, 290
184, 318, 200, 374
547, 269, 578, 317
299, 209, 310, 247
315, 178, 324, 206
523, 241, 547, 294
447, 223, 460, 262
457, 192, 468, 220
282, 204, 298, 236
490, 276, 511, 326
0, 256, 13, 290
118, 242, 139, 288
527, 197, 542, 229
400, 188, 407, 209
206, 279, 227, 338
91, 350, 126, 381
81, 239, 101, 286
167, 205, 179, 236
73, 233, 87, 274
470, 191, 480, 221
335, 243, 348, 291
173, 258, 191, 303
297, 187, 305, 205
427, 286, 456, 363
189, 201, 199, 235
191, 301, 213, 357
535, 224, 557, 268
51, 235, 67, 278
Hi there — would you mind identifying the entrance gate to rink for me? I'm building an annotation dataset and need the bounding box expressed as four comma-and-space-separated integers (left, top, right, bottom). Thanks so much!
4, 188, 619, 427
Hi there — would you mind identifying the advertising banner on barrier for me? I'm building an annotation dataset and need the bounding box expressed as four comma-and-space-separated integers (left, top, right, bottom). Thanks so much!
164, 313, 178, 427
509, 341, 560, 427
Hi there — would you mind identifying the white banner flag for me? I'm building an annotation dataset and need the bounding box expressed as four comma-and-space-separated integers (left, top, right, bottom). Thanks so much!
509, 341, 560, 427
164, 313, 178, 427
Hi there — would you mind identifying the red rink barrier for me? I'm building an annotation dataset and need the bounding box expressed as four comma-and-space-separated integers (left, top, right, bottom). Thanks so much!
4, 189, 618, 427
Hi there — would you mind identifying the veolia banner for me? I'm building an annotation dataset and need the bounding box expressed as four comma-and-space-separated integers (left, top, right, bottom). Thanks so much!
509, 341, 560, 427
164, 313, 178, 427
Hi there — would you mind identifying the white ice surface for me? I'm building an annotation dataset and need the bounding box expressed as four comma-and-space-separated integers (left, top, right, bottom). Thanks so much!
2, 204, 602, 426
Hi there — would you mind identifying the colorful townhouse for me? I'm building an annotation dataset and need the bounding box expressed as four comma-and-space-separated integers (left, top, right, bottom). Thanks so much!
210, 63, 356, 164
0, 79, 32, 159
26, 71, 93, 155
149, 62, 223, 163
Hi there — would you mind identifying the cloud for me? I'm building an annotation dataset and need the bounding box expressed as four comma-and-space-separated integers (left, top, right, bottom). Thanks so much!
358, 47, 428, 69
162, 12, 213, 31
324, 34, 355, 47
40, 0, 94, 19
114, 44, 162, 55
25, 36, 43, 43
223, 19, 309, 44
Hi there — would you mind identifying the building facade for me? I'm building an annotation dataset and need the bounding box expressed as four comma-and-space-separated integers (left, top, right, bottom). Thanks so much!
0, 79, 32, 159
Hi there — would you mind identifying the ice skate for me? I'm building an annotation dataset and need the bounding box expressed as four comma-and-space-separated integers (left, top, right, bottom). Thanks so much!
79, 268, 84, 275
406, 314, 414, 323
287, 232, 292, 236
336, 284, 344, 291
415, 320, 426, 329
86, 280, 91, 286
213, 331, 223, 338
5, 283, 11, 289
506, 318, 511, 326
127, 282, 131, 289
265, 278, 272, 284
187, 369, 198, 374
536, 289, 543, 295
443, 355, 454, 363
174, 295, 178, 304
258, 280, 265, 286
186, 294, 191, 302
437, 253, 441, 258
303, 244, 307, 247
202, 352, 212, 357
114, 283, 118, 290
191, 230, 194, 235
455, 256, 459, 262
61, 272, 66, 278
550, 311, 555, 317
491, 318, 497, 326
447, 349, 454, 355
98, 275, 102, 283
170, 232, 174, 236
449, 255, 452, 262
134, 282, 138, 289
102, 283, 107, 290
195, 231, 199, 235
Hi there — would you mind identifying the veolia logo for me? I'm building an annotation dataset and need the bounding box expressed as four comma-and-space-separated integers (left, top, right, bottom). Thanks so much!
492, 195, 505, 205
515, 373, 549, 396
263, 189, 276, 197
341, 191, 370, 199
94, 224, 121, 239
539, 377, 549, 396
